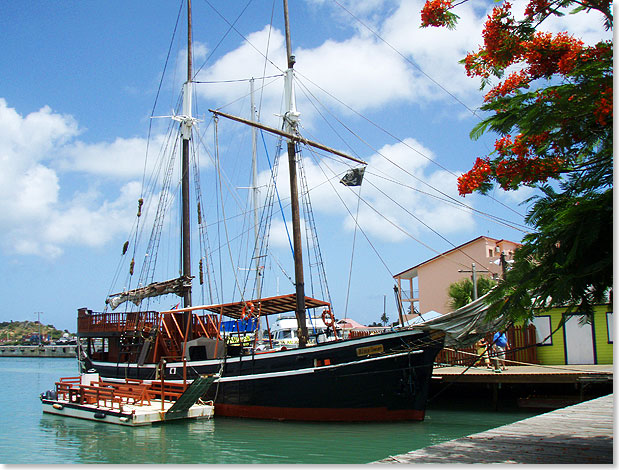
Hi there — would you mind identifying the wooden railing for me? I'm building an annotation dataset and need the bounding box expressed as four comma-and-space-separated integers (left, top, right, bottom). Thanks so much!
435, 324, 538, 366
77, 309, 159, 334
53, 377, 188, 410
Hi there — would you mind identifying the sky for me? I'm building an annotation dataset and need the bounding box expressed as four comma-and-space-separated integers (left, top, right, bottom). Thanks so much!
0, 0, 611, 332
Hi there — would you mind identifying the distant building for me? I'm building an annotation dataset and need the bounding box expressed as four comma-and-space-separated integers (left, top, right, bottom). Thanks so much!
394, 236, 521, 318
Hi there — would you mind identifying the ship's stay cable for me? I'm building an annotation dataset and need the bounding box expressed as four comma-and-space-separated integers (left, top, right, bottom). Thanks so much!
106, 4, 184, 309
297, 121, 473, 270
297, 149, 333, 306
293, 83, 524, 272
193, 0, 256, 79
201, 76, 283, 116
194, 74, 282, 84
301, 136, 489, 273
302, 145, 394, 278
191, 134, 219, 305
201, 0, 286, 78
363, 177, 492, 271
257, 0, 278, 119
366, 171, 530, 233
330, 0, 480, 119
214, 117, 246, 303
344, 186, 362, 316
292, 73, 527, 221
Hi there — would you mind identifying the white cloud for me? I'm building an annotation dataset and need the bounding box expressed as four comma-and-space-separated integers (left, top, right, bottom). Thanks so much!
58, 134, 168, 178
194, 28, 287, 129
0, 100, 143, 258
191, 0, 490, 128
258, 138, 476, 244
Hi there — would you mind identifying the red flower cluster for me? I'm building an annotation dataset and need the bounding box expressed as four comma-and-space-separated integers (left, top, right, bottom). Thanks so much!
494, 156, 564, 190
481, 2, 522, 68
464, 2, 585, 96
524, 0, 552, 18
435, 0, 610, 197
524, 32, 584, 78
420, 0, 457, 28
484, 70, 530, 102
594, 86, 613, 126
457, 157, 492, 195
458, 131, 563, 195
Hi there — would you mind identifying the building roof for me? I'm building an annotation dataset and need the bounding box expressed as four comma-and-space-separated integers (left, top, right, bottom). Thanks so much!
336, 318, 367, 329
393, 236, 521, 279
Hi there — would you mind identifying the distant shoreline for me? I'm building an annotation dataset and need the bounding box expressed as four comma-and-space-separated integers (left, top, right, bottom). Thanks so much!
0, 345, 76, 358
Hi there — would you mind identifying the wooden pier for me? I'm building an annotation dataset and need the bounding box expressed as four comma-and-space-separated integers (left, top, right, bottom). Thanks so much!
373, 394, 613, 464
432, 364, 613, 384
430, 364, 612, 409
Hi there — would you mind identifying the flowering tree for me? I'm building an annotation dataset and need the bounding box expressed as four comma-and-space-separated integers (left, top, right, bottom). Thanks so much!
421, 0, 613, 320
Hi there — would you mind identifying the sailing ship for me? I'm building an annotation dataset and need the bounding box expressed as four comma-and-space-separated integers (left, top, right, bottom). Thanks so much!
75, 0, 500, 422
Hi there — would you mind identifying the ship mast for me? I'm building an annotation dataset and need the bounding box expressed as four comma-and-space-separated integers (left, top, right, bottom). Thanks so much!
282, 0, 309, 348
181, 0, 194, 338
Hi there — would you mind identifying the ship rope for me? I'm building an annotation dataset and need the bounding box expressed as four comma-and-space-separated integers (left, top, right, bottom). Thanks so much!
344, 186, 362, 316
293, 83, 518, 275
297, 147, 333, 307
213, 116, 246, 303
301, 144, 394, 278
240, 133, 286, 298
191, 127, 219, 306
104, 3, 184, 312
291, 62, 528, 223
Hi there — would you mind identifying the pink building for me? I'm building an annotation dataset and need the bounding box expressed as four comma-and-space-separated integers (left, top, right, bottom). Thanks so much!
394, 236, 521, 318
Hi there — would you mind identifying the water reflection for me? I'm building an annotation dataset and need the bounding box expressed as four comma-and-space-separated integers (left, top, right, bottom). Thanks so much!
1, 358, 538, 464
36, 406, 534, 464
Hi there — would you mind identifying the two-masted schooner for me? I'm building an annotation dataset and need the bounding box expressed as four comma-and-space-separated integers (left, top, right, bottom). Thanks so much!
74, 0, 500, 422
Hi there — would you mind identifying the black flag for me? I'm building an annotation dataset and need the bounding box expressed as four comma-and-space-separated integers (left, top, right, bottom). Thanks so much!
340, 167, 366, 186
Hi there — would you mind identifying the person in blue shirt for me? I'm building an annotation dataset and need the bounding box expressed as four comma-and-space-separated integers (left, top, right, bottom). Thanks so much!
492, 331, 509, 371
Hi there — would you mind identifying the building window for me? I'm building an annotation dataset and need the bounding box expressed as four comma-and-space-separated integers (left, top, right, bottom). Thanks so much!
532, 316, 552, 345
488, 248, 493, 257
607, 312, 613, 343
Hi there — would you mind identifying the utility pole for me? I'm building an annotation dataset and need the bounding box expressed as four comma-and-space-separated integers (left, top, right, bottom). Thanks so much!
34, 311, 43, 345
458, 264, 489, 300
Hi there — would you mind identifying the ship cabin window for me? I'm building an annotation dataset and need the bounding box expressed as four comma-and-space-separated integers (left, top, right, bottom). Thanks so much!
90, 338, 109, 360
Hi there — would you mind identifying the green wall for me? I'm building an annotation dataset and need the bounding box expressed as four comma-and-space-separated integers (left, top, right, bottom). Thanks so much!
534, 304, 613, 365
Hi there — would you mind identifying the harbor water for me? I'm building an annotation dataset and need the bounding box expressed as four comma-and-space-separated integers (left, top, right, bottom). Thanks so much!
1, 357, 539, 464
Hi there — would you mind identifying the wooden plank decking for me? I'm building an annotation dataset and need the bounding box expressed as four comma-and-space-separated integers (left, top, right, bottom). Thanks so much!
373, 394, 613, 464
432, 364, 613, 384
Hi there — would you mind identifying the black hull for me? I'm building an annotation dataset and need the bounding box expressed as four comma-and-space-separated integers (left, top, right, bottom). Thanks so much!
82, 329, 443, 421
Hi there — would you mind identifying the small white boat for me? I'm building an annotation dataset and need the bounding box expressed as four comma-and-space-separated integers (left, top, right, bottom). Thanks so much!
40, 373, 214, 426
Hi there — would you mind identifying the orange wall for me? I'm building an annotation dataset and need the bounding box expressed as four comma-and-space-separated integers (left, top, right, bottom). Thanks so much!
417, 238, 519, 314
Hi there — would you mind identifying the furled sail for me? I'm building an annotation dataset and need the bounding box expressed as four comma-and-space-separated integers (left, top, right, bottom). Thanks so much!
106, 276, 193, 310
415, 291, 509, 347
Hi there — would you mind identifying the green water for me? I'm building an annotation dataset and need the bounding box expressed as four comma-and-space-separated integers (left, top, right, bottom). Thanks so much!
0, 357, 538, 464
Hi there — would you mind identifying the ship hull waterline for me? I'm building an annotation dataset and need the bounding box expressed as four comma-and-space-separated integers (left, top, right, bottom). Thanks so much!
80, 329, 444, 422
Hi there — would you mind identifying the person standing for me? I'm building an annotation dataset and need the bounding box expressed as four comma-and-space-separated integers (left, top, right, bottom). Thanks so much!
476, 338, 492, 369
492, 331, 509, 371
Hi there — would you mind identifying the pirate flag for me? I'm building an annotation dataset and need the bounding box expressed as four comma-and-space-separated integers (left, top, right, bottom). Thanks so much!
339, 167, 366, 187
